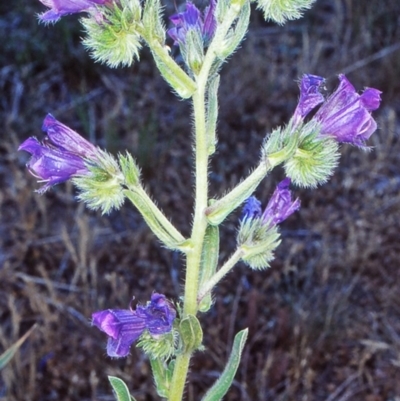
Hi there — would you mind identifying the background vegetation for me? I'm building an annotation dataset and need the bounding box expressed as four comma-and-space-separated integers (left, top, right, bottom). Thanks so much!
1, 0, 400, 400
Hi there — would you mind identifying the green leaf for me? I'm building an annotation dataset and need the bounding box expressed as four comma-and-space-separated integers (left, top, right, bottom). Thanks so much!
179, 315, 203, 353
198, 224, 220, 312
201, 329, 248, 401
150, 358, 169, 398
108, 376, 137, 401
205, 75, 220, 156
216, 0, 251, 60
0, 324, 36, 370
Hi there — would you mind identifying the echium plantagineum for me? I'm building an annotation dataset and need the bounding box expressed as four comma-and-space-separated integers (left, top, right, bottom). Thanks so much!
18, 0, 384, 400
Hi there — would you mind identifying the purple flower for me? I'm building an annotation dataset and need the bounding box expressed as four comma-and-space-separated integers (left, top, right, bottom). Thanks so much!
168, 0, 217, 46
313, 74, 382, 147
292, 74, 325, 128
242, 178, 300, 227
18, 114, 98, 193
42, 114, 98, 159
92, 293, 176, 357
38, 0, 108, 23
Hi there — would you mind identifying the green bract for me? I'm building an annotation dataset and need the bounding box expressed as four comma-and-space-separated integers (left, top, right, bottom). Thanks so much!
284, 121, 340, 188
256, 0, 316, 24
81, 0, 143, 68
73, 150, 125, 214
237, 217, 281, 270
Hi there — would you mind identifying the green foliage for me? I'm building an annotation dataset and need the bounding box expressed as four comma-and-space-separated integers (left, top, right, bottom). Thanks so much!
201, 329, 248, 401
118, 152, 141, 187
108, 376, 137, 401
179, 315, 203, 353
182, 29, 205, 75
81, 0, 143, 68
149, 358, 175, 398
123, 187, 186, 249
137, 329, 177, 360
256, 0, 316, 25
198, 224, 220, 312
205, 74, 220, 156
237, 218, 281, 270
263, 125, 299, 167
0, 325, 36, 370
284, 122, 340, 188
215, 0, 251, 60
73, 150, 125, 214
141, 0, 166, 43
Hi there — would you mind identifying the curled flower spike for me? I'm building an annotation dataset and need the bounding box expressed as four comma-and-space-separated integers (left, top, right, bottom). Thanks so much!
92, 293, 176, 357
18, 114, 98, 193
168, 0, 217, 46
314, 74, 382, 147
38, 0, 108, 23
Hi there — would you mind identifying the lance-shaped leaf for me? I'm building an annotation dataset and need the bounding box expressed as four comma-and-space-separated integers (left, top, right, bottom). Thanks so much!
0, 324, 36, 370
179, 315, 203, 353
198, 224, 219, 312
215, 0, 250, 60
201, 329, 248, 401
206, 74, 220, 156
108, 376, 137, 401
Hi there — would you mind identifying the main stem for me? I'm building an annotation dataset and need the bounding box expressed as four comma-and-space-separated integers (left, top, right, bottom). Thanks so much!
169, 5, 244, 400
169, 86, 209, 401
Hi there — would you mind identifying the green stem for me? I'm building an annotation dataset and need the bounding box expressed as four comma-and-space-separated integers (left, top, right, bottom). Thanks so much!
124, 186, 186, 246
197, 248, 244, 303
169, 4, 248, 400
169, 89, 209, 401
205, 162, 271, 225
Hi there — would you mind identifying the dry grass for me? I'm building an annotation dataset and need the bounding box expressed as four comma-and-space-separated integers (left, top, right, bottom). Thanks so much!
1, 0, 400, 400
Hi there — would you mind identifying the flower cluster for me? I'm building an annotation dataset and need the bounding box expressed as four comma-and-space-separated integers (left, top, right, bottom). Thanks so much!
294, 73, 382, 147
18, 114, 99, 193
168, 1, 216, 46
92, 293, 176, 357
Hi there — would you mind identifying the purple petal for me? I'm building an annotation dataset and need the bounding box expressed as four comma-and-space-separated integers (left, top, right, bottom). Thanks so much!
314, 74, 382, 146
262, 178, 300, 226
136, 293, 176, 336
292, 74, 325, 126
202, 0, 217, 43
241, 196, 262, 221
38, 0, 107, 22
168, 1, 214, 45
19, 137, 88, 192
42, 114, 98, 159
92, 309, 146, 357
360, 88, 382, 111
